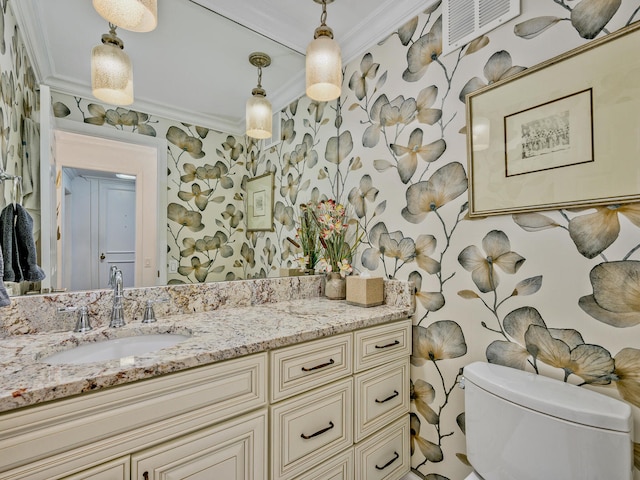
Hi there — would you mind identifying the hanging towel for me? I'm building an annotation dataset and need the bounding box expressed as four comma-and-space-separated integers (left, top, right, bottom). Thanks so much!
14, 204, 45, 282
0, 243, 11, 307
0, 204, 46, 282
0, 204, 19, 282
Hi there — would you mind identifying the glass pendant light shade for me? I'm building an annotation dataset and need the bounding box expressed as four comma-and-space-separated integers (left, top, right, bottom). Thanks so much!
246, 91, 272, 139
91, 27, 134, 106
306, 0, 342, 102
306, 34, 342, 102
245, 52, 272, 139
92, 0, 157, 32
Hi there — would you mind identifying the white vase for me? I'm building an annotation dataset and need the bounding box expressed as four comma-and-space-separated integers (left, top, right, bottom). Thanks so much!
325, 272, 346, 300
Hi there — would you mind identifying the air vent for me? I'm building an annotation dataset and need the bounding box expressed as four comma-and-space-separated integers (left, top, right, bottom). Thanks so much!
442, 0, 520, 55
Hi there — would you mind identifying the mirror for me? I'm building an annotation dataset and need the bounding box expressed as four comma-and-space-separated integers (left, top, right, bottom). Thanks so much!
10, 0, 339, 295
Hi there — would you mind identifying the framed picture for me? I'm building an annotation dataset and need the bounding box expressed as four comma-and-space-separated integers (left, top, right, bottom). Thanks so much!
466, 21, 640, 217
246, 172, 274, 231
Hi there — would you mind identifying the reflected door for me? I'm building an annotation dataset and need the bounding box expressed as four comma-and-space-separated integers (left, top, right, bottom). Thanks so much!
97, 180, 136, 289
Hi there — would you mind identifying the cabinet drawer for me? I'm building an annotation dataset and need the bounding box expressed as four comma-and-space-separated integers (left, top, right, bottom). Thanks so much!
292, 449, 354, 480
354, 415, 410, 480
271, 378, 353, 480
132, 409, 267, 480
270, 333, 352, 402
354, 358, 410, 442
353, 320, 411, 373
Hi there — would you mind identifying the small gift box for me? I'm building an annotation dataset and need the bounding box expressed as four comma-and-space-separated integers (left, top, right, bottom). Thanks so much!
346, 275, 384, 307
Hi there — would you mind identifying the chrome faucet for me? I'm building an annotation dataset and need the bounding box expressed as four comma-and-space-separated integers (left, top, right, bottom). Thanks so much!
108, 265, 118, 288
109, 269, 126, 328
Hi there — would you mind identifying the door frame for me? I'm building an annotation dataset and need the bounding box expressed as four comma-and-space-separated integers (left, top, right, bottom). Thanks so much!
50, 118, 168, 288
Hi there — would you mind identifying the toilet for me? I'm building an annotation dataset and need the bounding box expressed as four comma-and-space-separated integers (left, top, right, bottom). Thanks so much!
461, 361, 634, 480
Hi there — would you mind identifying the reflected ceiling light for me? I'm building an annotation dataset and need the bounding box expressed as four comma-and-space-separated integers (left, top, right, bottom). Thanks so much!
92, 0, 157, 32
306, 0, 342, 102
246, 52, 272, 140
91, 23, 134, 106
115, 173, 136, 180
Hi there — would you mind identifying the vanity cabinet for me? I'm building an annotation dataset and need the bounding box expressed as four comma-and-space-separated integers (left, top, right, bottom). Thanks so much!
0, 318, 411, 480
0, 354, 267, 480
271, 319, 412, 480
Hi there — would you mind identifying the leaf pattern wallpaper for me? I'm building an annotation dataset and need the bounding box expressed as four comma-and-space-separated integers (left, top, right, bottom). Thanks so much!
0, 0, 39, 222
46, 0, 640, 477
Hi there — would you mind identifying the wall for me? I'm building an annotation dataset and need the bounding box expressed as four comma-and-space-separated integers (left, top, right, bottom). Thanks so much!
46, 0, 640, 478
0, 2, 39, 224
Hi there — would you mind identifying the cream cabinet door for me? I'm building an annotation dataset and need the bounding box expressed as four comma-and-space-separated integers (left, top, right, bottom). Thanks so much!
63, 457, 130, 480
131, 410, 267, 480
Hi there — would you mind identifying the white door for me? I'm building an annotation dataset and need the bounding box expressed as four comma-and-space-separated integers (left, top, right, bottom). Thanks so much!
96, 179, 136, 289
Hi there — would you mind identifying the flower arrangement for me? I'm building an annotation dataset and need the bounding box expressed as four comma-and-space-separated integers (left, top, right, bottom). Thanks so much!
289, 202, 321, 271
315, 199, 361, 277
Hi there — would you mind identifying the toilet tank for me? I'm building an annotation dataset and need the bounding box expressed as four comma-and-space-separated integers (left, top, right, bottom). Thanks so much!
462, 361, 633, 480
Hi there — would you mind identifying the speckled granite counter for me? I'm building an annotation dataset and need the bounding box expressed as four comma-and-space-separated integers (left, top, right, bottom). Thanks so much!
0, 276, 414, 413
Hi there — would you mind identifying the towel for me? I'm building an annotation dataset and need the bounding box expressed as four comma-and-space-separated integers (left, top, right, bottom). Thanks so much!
0, 203, 46, 282
15, 204, 45, 282
0, 204, 19, 282
0, 243, 11, 307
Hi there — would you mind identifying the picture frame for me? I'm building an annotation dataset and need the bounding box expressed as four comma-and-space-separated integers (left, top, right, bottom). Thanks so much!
466, 21, 640, 217
246, 172, 274, 231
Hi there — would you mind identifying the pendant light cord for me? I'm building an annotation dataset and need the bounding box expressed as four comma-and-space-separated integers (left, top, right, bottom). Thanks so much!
320, 0, 327, 26
256, 65, 263, 88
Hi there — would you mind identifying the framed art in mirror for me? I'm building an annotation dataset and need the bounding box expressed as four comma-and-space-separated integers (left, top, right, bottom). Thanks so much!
466, 21, 640, 218
246, 172, 274, 232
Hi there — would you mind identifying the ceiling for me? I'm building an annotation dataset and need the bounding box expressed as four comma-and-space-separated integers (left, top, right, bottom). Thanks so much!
13, 0, 432, 135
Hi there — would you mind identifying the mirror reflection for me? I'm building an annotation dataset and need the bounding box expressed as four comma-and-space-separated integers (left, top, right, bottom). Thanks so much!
7, 0, 341, 297
61, 167, 136, 291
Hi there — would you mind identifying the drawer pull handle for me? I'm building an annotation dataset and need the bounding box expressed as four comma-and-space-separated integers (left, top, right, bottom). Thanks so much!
375, 390, 399, 404
375, 451, 399, 470
375, 339, 400, 349
301, 358, 335, 372
301, 421, 334, 439
143, 473, 149, 480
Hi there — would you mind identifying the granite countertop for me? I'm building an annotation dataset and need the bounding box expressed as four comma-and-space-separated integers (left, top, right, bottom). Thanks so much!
0, 297, 412, 413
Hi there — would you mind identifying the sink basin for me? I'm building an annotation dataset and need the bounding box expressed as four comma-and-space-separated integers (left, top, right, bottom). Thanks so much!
42, 334, 190, 365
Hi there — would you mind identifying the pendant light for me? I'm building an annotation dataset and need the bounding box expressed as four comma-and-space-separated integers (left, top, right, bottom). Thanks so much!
306, 0, 342, 102
246, 52, 272, 140
91, 23, 134, 106
92, 0, 157, 32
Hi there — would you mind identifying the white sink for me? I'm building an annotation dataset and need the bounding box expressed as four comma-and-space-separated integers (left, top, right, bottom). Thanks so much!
42, 334, 190, 365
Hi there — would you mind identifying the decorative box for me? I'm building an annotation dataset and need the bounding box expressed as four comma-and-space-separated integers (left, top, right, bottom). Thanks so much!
279, 268, 305, 277
346, 275, 384, 307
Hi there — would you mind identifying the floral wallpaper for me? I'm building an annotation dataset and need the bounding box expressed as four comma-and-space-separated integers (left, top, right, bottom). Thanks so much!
0, 0, 39, 222
47, 0, 640, 478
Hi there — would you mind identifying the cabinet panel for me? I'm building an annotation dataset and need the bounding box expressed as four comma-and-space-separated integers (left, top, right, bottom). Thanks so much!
292, 449, 354, 480
63, 457, 130, 480
353, 320, 411, 373
354, 358, 410, 442
131, 410, 267, 480
271, 378, 353, 480
354, 415, 410, 480
270, 333, 352, 402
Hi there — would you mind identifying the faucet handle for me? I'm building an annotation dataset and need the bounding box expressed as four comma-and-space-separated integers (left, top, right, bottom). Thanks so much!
142, 298, 169, 324
58, 306, 93, 333
108, 265, 118, 288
